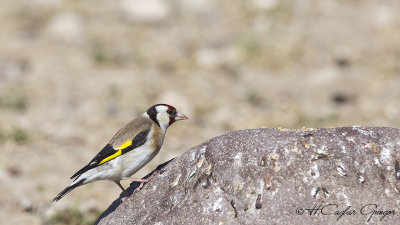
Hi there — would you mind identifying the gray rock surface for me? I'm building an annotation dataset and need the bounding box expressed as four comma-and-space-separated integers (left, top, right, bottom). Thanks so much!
97, 127, 400, 225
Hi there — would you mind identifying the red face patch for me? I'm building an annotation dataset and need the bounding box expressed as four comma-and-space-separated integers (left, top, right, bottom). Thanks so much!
167, 105, 177, 125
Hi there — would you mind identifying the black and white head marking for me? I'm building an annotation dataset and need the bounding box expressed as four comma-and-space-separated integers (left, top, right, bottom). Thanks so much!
144, 104, 177, 132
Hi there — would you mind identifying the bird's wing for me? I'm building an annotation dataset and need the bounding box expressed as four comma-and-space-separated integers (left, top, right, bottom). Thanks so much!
70, 119, 152, 179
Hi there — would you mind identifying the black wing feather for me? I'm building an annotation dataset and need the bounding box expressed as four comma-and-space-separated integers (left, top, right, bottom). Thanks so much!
122, 128, 149, 154
70, 144, 115, 179
70, 128, 150, 179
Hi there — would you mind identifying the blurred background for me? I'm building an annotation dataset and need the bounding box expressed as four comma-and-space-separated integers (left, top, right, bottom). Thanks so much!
1, 0, 400, 224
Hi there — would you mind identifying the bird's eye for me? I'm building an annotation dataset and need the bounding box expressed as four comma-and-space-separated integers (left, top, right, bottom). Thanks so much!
167, 109, 172, 114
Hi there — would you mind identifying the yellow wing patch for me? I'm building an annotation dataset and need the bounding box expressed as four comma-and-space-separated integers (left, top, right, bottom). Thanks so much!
98, 150, 122, 165
119, 140, 132, 149
98, 140, 132, 165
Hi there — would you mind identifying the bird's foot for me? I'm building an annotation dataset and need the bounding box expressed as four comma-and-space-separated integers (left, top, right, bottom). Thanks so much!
128, 170, 161, 193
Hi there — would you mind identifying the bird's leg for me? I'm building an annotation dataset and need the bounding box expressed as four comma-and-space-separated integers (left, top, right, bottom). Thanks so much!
127, 170, 161, 193
126, 177, 148, 193
114, 181, 129, 202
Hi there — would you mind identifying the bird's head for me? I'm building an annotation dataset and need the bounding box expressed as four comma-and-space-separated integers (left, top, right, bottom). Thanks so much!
144, 104, 188, 132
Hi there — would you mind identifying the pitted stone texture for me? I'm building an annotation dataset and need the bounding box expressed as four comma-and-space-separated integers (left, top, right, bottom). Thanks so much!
97, 127, 400, 225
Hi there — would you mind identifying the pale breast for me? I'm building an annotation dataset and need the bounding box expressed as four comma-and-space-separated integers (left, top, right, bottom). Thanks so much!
120, 143, 161, 179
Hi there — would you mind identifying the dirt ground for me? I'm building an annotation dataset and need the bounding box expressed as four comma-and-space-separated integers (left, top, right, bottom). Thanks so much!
1, 0, 400, 224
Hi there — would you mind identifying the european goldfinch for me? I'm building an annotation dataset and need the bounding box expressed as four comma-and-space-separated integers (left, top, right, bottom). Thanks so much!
52, 104, 188, 202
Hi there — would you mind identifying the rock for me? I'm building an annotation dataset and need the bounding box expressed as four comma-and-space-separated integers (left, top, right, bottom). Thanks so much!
119, 0, 170, 23
96, 127, 400, 224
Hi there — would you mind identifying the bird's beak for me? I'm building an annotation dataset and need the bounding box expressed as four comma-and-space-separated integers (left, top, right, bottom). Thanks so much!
175, 111, 188, 121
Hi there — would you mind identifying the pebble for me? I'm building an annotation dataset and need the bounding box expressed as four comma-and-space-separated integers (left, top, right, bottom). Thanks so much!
45, 12, 85, 43
18, 196, 33, 212
119, 0, 170, 23
195, 48, 220, 68
251, 0, 279, 11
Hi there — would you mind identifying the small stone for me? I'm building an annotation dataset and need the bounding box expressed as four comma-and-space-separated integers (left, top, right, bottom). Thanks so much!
195, 48, 220, 68
251, 0, 279, 10
19, 197, 33, 212
119, 0, 170, 23
6, 166, 21, 177
45, 12, 85, 43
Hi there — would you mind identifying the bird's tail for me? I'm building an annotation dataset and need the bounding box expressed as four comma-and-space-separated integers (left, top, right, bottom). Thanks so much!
52, 178, 86, 202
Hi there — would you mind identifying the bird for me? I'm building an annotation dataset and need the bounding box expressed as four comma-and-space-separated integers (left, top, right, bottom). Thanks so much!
52, 104, 188, 202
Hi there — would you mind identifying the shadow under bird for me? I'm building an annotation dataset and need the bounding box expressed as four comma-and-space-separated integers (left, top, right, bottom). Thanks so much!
52, 104, 188, 202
